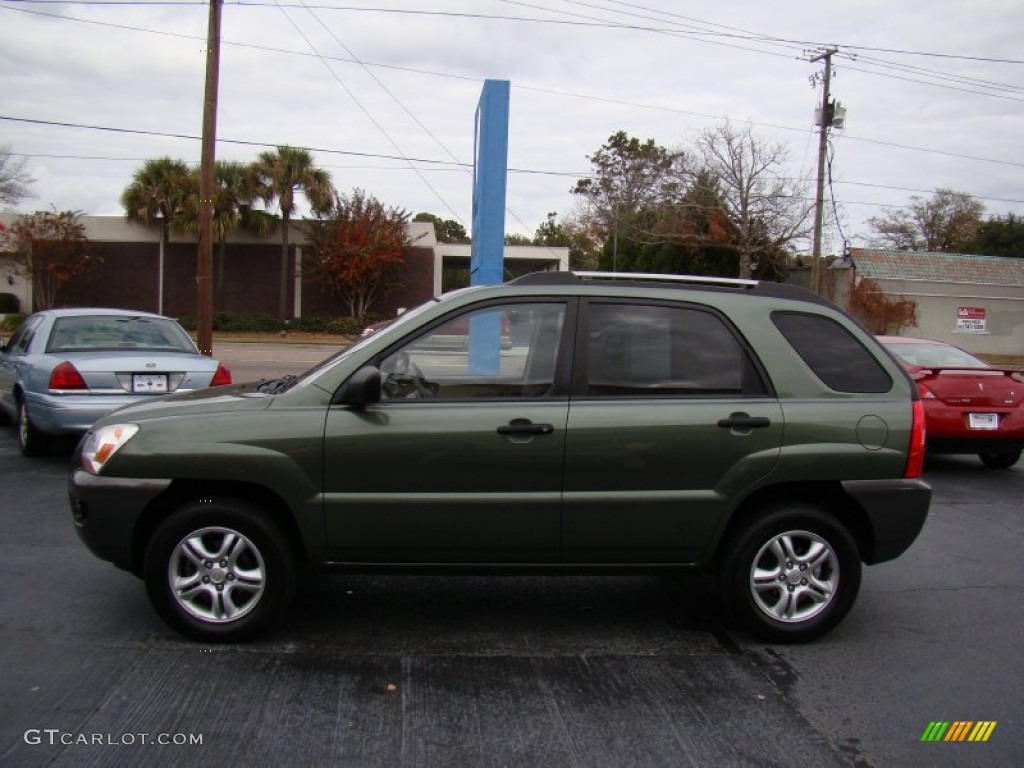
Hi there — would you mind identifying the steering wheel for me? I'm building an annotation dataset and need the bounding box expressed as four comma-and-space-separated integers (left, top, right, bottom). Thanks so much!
383, 352, 436, 399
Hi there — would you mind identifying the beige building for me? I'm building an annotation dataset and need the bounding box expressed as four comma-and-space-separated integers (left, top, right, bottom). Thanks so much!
837, 249, 1024, 357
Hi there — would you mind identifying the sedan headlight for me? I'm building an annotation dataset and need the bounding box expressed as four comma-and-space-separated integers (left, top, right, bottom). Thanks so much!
80, 424, 139, 474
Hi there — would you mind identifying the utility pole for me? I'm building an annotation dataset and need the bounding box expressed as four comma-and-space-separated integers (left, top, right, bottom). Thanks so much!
809, 46, 837, 296
196, 0, 222, 356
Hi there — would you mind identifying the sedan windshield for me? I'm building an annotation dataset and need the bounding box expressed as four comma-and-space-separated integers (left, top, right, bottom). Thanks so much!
886, 341, 989, 369
46, 316, 197, 354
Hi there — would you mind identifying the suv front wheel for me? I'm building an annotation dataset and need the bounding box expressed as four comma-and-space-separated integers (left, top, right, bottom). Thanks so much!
144, 499, 296, 642
720, 503, 861, 643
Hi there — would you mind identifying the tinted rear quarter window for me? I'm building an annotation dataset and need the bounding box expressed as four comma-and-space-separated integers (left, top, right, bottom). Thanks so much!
772, 311, 892, 393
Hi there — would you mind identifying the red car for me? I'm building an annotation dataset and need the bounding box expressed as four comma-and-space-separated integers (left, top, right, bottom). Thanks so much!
880, 336, 1024, 468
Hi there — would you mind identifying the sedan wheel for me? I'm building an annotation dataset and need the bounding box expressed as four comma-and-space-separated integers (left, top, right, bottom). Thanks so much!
979, 449, 1021, 469
17, 399, 50, 457
720, 503, 861, 643
144, 499, 296, 642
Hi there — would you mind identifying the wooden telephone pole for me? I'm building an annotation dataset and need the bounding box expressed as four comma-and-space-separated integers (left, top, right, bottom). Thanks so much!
809, 47, 837, 296
197, 0, 223, 356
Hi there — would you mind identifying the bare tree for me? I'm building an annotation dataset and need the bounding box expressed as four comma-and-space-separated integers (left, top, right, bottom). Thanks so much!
695, 121, 813, 278
0, 145, 35, 209
866, 188, 984, 252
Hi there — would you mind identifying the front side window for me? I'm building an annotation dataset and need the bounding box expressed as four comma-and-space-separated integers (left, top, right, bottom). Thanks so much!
380, 302, 566, 400
584, 303, 758, 397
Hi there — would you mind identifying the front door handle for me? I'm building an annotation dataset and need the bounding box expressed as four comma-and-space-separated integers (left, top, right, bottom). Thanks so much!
717, 413, 771, 429
497, 419, 554, 437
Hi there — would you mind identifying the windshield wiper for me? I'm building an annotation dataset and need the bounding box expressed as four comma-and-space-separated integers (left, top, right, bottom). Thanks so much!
256, 375, 298, 394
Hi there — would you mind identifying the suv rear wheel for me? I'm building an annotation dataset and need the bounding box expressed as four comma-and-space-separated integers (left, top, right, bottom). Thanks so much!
144, 498, 296, 642
720, 503, 861, 643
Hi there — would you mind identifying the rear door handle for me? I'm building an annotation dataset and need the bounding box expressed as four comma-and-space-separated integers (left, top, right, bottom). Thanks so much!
717, 413, 771, 429
497, 420, 554, 436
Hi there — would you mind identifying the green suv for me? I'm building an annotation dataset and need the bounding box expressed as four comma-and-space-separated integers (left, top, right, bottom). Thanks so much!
69, 272, 930, 643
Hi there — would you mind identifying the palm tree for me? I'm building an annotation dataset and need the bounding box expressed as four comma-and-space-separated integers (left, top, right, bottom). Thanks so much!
180, 161, 277, 310
250, 146, 334, 320
120, 157, 192, 314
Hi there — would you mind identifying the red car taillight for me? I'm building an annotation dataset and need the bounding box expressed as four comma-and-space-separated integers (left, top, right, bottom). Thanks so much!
49, 361, 88, 390
905, 400, 927, 478
210, 363, 232, 386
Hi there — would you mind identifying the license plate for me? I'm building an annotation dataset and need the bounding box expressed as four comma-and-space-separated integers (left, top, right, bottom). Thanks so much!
968, 413, 999, 430
132, 374, 168, 393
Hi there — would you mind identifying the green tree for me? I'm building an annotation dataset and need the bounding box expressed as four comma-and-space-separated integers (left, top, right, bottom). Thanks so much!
866, 188, 984, 252
966, 213, 1024, 258
572, 131, 690, 269
120, 157, 193, 313
413, 212, 469, 243
251, 146, 334, 320
6, 209, 95, 310
305, 190, 412, 318
533, 212, 600, 270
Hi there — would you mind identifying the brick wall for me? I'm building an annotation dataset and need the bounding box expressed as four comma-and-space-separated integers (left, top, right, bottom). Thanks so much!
56, 240, 434, 320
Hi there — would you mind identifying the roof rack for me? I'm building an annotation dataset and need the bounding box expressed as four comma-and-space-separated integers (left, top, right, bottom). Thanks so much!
509, 270, 760, 288
574, 271, 758, 288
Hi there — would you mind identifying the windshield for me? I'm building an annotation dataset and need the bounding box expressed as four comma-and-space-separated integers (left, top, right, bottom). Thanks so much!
885, 341, 989, 369
291, 297, 445, 385
46, 315, 198, 354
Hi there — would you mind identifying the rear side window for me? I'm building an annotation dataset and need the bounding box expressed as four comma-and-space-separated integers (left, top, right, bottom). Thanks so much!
584, 303, 765, 397
772, 311, 892, 393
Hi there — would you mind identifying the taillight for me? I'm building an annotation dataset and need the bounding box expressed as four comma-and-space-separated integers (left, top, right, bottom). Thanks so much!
918, 383, 938, 399
49, 361, 88, 390
905, 400, 926, 478
210, 363, 232, 386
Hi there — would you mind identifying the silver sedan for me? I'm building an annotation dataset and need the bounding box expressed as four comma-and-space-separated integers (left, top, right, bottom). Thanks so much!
0, 308, 231, 456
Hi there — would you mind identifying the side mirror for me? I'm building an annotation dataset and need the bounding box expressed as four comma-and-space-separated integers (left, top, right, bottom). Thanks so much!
333, 366, 381, 407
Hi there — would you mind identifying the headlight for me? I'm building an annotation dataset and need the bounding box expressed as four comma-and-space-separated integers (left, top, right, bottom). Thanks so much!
80, 424, 139, 474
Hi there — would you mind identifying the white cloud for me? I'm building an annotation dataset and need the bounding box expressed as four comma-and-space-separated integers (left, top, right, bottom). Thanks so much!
2, 0, 1021, 246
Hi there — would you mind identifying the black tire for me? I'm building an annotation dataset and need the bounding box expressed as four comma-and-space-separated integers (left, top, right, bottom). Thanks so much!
17, 398, 50, 457
718, 503, 861, 643
979, 449, 1021, 469
143, 498, 296, 643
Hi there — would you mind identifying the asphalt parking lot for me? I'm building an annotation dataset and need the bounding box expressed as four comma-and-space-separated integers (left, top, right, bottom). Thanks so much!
0, 350, 1021, 767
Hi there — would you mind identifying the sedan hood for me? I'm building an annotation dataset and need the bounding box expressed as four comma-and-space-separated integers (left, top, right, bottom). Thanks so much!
97, 381, 274, 424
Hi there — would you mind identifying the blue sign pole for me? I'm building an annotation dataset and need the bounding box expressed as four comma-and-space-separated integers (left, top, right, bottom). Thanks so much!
469, 79, 509, 373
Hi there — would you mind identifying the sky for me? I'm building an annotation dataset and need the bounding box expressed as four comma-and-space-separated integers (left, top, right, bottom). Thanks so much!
1, 0, 1022, 254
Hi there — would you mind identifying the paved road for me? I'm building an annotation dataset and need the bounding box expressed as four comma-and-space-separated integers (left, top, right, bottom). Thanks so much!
0, 424, 1021, 766
212, 341, 343, 383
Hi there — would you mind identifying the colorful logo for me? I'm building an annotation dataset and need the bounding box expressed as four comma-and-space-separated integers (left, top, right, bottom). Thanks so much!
921, 721, 996, 742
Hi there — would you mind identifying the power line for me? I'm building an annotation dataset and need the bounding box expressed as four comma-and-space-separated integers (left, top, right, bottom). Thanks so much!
4, 2, 1019, 104
6, 0, 1023, 65
269, 0, 464, 223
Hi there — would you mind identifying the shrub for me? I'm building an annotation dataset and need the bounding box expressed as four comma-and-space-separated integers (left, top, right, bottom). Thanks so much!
212, 312, 282, 333
288, 315, 372, 336
1, 313, 26, 331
